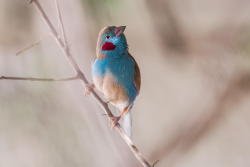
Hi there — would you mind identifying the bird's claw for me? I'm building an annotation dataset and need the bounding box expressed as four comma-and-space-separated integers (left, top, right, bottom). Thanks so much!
100, 110, 121, 129
110, 116, 121, 128
84, 83, 95, 96
105, 100, 111, 104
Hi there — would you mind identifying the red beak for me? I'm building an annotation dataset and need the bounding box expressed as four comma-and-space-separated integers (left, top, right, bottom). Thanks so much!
102, 42, 116, 51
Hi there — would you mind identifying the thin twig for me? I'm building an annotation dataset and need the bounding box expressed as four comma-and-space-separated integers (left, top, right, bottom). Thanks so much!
55, 0, 65, 45
30, 0, 153, 166
16, 40, 41, 56
0, 75, 78, 82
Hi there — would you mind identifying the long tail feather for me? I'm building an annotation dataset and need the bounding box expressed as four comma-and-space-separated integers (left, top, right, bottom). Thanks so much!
113, 109, 132, 138
120, 111, 132, 138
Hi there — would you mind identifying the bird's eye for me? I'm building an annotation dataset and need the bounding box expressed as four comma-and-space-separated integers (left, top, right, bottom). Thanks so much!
106, 35, 110, 39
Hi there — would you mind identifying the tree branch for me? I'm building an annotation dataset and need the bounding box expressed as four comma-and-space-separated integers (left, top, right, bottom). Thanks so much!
55, 0, 66, 46
0, 75, 78, 82
16, 40, 41, 56
30, 0, 154, 167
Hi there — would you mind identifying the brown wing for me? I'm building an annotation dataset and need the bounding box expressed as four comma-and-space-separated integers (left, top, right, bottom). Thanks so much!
128, 53, 141, 94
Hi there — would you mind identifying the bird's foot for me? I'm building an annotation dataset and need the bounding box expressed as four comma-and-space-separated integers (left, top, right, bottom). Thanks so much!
84, 83, 95, 95
105, 100, 111, 104
110, 116, 121, 128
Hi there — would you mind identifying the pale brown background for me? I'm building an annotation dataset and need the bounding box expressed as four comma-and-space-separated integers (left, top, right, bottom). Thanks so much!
0, 0, 250, 167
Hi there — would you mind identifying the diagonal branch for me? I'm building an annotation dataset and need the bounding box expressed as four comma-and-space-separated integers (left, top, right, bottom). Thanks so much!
16, 40, 41, 56
55, 0, 66, 46
0, 75, 78, 82
30, 0, 154, 166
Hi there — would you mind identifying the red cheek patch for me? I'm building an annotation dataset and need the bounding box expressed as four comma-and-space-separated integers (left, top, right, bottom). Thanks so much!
102, 42, 116, 51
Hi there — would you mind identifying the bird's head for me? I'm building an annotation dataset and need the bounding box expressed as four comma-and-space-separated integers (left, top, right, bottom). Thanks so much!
96, 26, 128, 58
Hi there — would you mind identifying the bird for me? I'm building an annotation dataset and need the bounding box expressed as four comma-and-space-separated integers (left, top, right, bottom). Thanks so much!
90, 26, 141, 137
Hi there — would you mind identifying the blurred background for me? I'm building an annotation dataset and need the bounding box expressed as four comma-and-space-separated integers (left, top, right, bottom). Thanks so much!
0, 0, 250, 166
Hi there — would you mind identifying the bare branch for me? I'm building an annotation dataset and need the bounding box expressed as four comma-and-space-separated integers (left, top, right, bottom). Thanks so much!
0, 75, 78, 82
31, 0, 84, 79
55, 0, 66, 45
30, 0, 153, 166
16, 40, 41, 56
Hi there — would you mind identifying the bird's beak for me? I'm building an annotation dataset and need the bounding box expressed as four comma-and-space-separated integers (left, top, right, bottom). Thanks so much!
115, 26, 126, 36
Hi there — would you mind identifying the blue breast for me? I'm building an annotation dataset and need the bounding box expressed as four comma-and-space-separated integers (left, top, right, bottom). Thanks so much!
92, 54, 137, 103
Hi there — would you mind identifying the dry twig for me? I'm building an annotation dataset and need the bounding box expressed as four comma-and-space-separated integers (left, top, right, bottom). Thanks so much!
0, 75, 78, 82
16, 40, 41, 56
